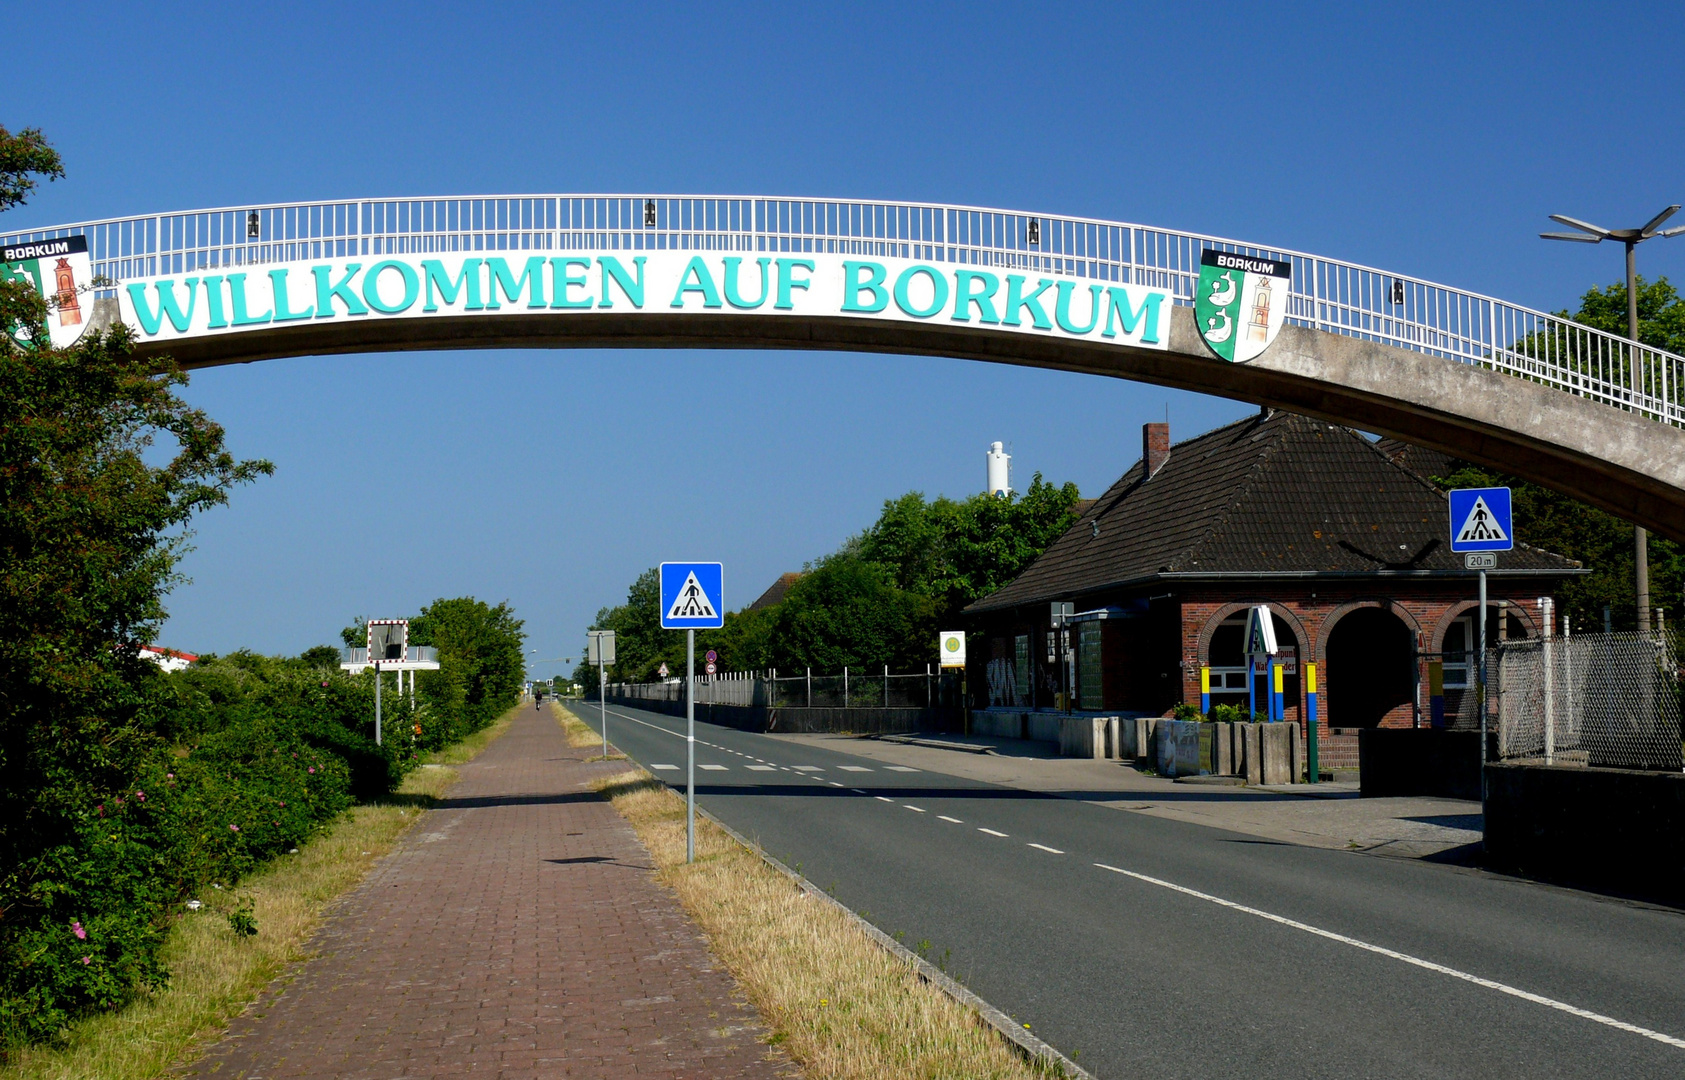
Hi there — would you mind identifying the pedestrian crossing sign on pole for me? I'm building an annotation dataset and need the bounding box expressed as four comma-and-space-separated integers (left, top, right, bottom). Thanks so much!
660, 562, 725, 629
1448, 487, 1513, 553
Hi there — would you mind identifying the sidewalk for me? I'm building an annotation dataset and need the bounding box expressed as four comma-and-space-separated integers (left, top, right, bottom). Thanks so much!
187, 705, 788, 1079
772, 731, 1484, 861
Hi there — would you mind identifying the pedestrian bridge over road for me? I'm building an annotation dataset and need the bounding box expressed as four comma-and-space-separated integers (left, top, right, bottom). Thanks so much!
9, 195, 1685, 537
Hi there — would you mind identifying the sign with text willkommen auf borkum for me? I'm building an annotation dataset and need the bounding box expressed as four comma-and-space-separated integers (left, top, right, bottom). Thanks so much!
2, 234, 93, 349
111, 251, 1174, 354
1195, 249, 1291, 363
1448, 487, 1513, 553
660, 562, 724, 630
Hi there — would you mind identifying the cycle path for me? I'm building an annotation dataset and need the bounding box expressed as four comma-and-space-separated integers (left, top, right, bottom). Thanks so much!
187, 704, 787, 1079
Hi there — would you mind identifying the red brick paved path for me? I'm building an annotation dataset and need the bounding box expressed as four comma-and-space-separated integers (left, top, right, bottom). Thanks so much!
188, 705, 788, 1079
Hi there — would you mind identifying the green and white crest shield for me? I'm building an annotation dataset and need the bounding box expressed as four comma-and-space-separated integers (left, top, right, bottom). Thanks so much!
2, 234, 94, 349
1194, 249, 1291, 363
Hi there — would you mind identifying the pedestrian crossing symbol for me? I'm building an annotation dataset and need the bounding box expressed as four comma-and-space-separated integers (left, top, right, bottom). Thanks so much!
1448, 487, 1513, 553
659, 562, 725, 629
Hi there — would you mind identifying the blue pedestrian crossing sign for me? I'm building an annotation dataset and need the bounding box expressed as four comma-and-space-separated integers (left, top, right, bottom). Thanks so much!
1448, 487, 1513, 553
659, 562, 724, 629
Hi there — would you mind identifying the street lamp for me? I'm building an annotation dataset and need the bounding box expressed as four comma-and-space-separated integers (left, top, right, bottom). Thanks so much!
1542, 204, 1685, 633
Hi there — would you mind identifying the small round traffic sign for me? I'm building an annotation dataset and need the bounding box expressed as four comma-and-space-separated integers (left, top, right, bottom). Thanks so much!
705, 661, 717, 674
705, 649, 718, 664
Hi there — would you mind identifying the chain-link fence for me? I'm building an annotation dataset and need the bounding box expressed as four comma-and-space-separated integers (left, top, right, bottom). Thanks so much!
1495, 632, 1683, 772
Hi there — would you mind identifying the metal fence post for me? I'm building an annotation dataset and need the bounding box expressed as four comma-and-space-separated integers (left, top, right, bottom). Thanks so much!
844, 666, 849, 709
884, 664, 889, 707
807, 666, 812, 708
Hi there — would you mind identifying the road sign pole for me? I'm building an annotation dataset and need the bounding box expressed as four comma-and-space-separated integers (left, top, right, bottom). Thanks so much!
1478, 567, 1488, 801
374, 662, 382, 746
686, 628, 696, 864
599, 659, 607, 758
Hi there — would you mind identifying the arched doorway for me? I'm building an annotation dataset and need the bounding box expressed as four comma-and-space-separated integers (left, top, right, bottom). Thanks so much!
1204, 607, 1302, 719
1325, 607, 1415, 728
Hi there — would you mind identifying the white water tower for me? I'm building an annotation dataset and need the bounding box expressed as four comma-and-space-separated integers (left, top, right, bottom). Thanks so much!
986, 441, 1011, 497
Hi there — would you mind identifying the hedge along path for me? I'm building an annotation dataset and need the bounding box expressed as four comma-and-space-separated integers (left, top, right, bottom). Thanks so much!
554, 703, 1064, 1080
0, 707, 519, 1080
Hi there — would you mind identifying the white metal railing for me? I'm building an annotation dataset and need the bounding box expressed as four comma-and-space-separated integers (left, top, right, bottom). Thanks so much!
6, 193, 1682, 426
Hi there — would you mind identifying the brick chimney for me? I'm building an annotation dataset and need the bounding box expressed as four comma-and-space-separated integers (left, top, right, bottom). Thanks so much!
1143, 422, 1170, 479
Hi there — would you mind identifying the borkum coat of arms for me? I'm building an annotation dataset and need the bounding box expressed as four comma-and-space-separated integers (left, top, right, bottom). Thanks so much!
1194, 249, 1291, 363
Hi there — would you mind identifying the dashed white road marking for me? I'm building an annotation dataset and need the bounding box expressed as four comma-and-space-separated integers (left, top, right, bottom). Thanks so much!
876, 796, 896, 803
698, 764, 728, 771
1028, 843, 1064, 854
829, 781, 846, 787
1092, 863, 1685, 1051
651, 764, 679, 771
851, 789, 868, 794
793, 766, 823, 772
837, 766, 873, 772
745, 765, 776, 771
938, 815, 964, 824
903, 805, 926, 813
883, 766, 920, 772
978, 828, 1009, 837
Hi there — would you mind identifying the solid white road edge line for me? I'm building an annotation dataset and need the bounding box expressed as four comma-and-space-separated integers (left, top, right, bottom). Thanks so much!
1091, 863, 1685, 1051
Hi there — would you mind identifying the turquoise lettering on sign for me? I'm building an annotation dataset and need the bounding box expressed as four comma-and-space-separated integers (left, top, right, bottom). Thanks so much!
671, 257, 724, 308
362, 261, 419, 314
486, 256, 548, 309
422, 258, 484, 311
550, 257, 593, 308
893, 265, 949, 319
269, 268, 315, 322
774, 258, 814, 310
1054, 281, 1103, 335
313, 263, 368, 317
841, 261, 888, 313
127, 278, 198, 334
201, 275, 228, 329
1002, 275, 1053, 329
951, 270, 1001, 324
723, 257, 772, 309
226, 273, 273, 326
1101, 287, 1163, 344
598, 256, 646, 308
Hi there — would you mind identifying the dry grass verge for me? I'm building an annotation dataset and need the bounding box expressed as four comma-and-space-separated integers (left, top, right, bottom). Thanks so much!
0, 709, 517, 1080
556, 704, 1059, 1080
550, 699, 625, 758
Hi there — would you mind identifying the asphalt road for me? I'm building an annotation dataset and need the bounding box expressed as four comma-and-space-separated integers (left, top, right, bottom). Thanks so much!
579, 701, 1685, 1079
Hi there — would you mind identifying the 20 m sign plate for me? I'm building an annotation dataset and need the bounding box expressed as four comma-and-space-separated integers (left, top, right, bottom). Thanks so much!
1195, 250, 1291, 363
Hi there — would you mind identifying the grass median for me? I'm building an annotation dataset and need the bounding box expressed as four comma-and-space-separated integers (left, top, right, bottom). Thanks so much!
553, 701, 1057, 1080
0, 710, 518, 1080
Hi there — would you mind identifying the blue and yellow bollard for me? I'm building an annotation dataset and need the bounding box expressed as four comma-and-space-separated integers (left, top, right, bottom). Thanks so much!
1271, 658, 1285, 722
1306, 662, 1320, 782
1428, 659, 1445, 728
1200, 665, 1210, 714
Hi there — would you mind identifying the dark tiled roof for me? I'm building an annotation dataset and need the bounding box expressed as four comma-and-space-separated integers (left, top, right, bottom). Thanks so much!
1374, 437, 1459, 483
968, 412, 1580, 613
746, 572, 802, 612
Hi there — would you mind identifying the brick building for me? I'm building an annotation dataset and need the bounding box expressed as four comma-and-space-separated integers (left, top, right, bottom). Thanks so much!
964, 411, 1584, 766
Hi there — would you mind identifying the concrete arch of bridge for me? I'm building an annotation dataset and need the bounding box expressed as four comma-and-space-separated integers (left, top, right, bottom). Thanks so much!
115, 302, 1685, 542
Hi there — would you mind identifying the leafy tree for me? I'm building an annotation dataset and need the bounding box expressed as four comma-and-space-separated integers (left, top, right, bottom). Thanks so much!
576, 474, 1083, 682
409, 597, 525, 742
0, 126, 62, 212
1557, 274, 1685, 355
0, 129, 272, 1044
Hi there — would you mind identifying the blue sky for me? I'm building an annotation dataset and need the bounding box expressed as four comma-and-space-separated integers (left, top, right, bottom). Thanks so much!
6, 1, 1685, 677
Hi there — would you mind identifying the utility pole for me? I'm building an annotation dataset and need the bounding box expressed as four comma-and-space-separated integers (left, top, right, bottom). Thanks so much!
1542, 204, 1684, 633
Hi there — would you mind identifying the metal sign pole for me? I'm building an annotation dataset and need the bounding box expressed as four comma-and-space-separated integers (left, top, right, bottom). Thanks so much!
1478, 567, 1488, 800
599, 658, 607, 758
686, 628, 696, 864
374, 661, 382, 746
